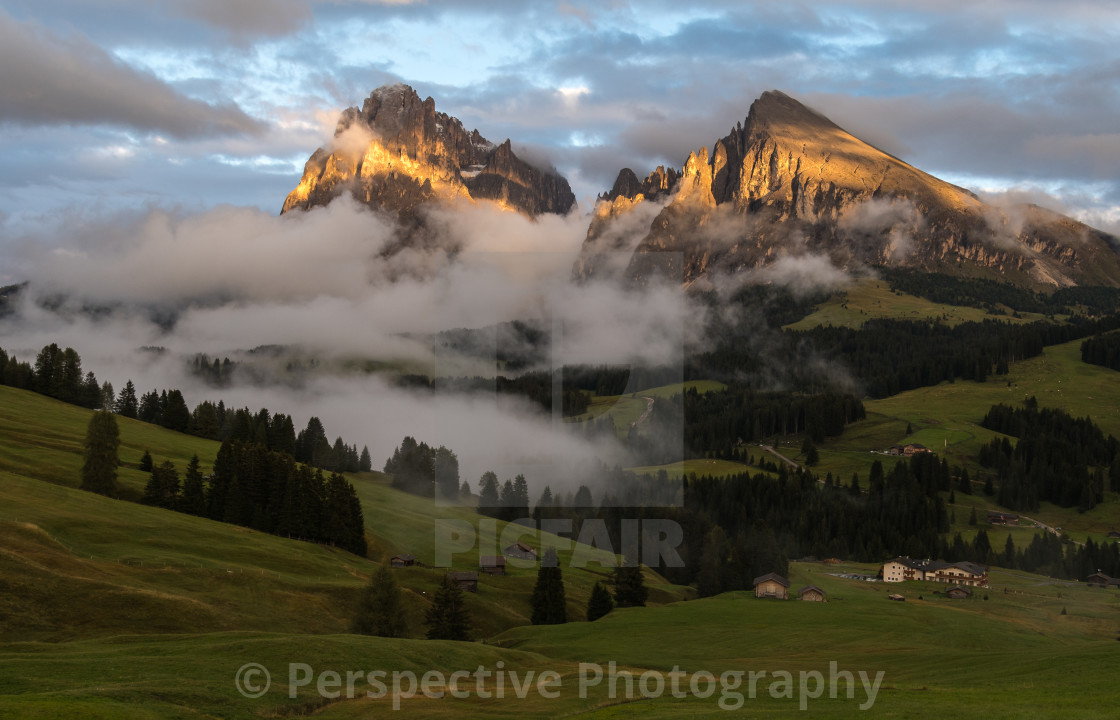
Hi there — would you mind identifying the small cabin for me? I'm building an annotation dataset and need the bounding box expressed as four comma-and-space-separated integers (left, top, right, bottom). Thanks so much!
946, 586, 973, 599
389, 553, 416, 568
753, 572, 789, 600
1107, 530, 1120, 540
987, 511, 1019, 525
1086, 572, 1114, 588
480, 556, 506, 576
888, 593, 906, 602
903, 443, 930, 456
449, 571, 478, 593
798, 585, 827, 602
504, 541, 538, 561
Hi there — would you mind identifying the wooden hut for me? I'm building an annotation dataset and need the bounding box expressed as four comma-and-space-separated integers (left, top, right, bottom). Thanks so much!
798, 585, 828, 602
753, 572, 789, 600
449, 571, 478, 593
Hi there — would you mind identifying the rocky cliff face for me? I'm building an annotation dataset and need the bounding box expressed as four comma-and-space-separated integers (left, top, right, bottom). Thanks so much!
578, 90, 1120, 288
282, 84, 576, 219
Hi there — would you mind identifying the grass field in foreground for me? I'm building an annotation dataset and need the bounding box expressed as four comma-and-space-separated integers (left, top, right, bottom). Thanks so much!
3, 560, 1118, 719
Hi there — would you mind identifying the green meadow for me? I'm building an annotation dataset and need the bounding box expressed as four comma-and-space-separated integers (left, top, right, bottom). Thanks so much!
2, 363, 1120, 718
785, 278, 1049, 331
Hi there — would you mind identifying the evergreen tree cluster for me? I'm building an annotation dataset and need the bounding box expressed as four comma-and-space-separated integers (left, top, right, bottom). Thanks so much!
0, 343, 105, 409
188, 353, 236, 387
476, 471, 530, 520
383, 437, 460, 498
1081, 332, 1120, 372
675, 386, 865, 455
688, 314, 1120, 399
142, 442, 367, 556
880, 269, 1120, 316
949, 530, 1120, 581
0, 343, 371, 477
670, 454, 950, 588
979, 400, 1117, 511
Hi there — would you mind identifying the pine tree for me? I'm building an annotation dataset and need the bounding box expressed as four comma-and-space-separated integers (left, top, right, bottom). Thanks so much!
352, 561, 407, 637
80, 410, 119, 496
477, 471, 500, 515
511, 474, 530, 518
425, 575, 472, 641
613, 552, 648, 608
99, 381, 114, 411
139, 450, 153, 472
435, 446, 460, 499
163, 390, 191, 432
359, 445, 372, 472
142, 460, 180, 509
586, 581, 614, 621
530, 548, 566, 625
180, 454, 206, 515
969, 506, 978, 526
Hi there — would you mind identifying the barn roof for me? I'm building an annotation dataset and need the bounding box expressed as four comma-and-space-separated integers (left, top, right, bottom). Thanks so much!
753, 572, 790, 587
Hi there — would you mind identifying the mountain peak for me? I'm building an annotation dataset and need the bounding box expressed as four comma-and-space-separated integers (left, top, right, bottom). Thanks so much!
745, 90, 841, 136
282, 85, 575, 218
576, 89, 1120, 288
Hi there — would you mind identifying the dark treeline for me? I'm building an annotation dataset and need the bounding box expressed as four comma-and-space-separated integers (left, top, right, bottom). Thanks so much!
880, 268, 1120, 316
477, 470, 531, 521
430, 375, 592, 417
689, 315, 1120, 398
400, 364, 681, 419
682, 454, 949, 576
979, 399, 1119, 512
0, 343, 109, 409
189, 353, 236, 387
0, 343, 372, 476
520, 453, 950, 597
944, 528, 1120, 581
695, 283, 833, 329
1081, 331, 1120, 372
142, 442, 367, 556
672, 386, 865, 457
383, 436, 459, 498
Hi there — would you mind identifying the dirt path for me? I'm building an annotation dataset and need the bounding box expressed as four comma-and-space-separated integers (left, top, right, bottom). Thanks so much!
1018, 514, 1081, 546
759, 444, 805, 472
630, 396, 655, 428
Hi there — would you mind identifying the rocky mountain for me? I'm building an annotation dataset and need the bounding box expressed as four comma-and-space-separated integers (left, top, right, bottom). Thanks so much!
282, 84, 575, 219
576, 90, 1120, 288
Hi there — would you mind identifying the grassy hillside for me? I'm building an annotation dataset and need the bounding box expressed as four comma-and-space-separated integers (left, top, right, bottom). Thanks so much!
785, 278, 1049, 330
0, 385, 689, 645
793, 338, 1120, 535
568, 380, 726, 440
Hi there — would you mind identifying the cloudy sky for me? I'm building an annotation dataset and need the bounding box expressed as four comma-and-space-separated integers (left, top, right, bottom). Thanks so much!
1, 0, 1118, 249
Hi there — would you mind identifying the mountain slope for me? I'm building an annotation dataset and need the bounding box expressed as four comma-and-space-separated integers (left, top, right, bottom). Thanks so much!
577, 90, 1120, 288
282, 84, 575, 219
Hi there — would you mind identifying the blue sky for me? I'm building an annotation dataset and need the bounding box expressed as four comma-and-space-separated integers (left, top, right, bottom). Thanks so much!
0, 0, 1118, 238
